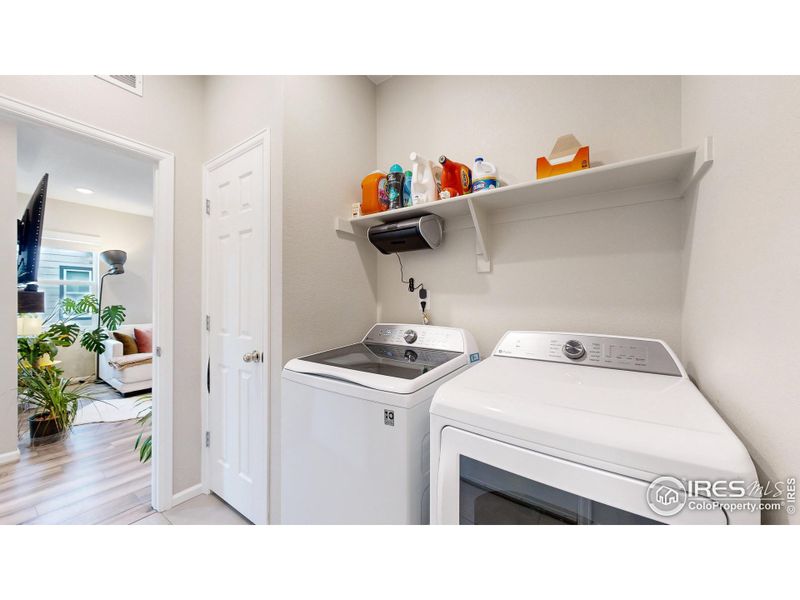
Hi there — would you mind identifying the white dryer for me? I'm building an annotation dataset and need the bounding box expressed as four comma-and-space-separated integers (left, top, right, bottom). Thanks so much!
281, 323, 479, 524
430, 331, 760, 525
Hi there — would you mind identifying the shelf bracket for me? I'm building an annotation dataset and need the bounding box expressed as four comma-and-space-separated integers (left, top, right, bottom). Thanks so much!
467, 197, 491, 273
680, 136, 714, 196
334, 216, 365, 238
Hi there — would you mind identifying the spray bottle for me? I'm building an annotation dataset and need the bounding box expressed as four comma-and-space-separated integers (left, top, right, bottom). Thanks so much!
409, 152, 441, 205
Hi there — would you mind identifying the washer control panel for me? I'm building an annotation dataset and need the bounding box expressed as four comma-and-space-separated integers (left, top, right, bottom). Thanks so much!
364, 323, 465, 352
494, 332, 682, 377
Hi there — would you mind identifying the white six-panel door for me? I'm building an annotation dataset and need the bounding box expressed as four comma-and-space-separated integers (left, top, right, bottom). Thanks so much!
205, 134, 269, 524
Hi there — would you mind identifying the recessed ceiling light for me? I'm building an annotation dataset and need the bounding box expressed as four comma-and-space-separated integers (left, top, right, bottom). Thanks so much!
75, 187, 94, 195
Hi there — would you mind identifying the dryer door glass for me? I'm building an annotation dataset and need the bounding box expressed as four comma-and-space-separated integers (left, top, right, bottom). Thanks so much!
459, 456, 661, 525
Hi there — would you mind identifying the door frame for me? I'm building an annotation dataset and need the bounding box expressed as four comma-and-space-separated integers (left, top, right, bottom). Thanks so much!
0, 93, 176, 512
200, 129, 272, 523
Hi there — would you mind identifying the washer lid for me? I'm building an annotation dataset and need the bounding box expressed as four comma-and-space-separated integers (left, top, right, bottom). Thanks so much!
283, 324, 479, 394
431, 352, 757, 484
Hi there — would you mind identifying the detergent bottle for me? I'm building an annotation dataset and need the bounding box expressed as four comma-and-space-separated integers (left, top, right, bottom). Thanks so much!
471, 157, 499, 192
403, 170, 413, 207
438, 155, 472, 199
386, 164, 405, 210
409, 152, 441, 204
360, 170, 388, 215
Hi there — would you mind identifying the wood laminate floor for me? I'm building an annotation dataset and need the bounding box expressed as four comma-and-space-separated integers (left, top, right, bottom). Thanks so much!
0, 418, 154, 525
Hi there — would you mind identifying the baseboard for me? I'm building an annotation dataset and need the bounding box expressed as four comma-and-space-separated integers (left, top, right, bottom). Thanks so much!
0, 448, 21, 466
171, 483, 204, 507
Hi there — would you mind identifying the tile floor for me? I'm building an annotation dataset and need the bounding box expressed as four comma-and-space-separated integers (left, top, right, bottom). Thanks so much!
132, 493, 251, 525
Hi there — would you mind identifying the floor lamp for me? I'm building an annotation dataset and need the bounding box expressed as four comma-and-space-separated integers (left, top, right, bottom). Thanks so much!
96, 250, 127, 381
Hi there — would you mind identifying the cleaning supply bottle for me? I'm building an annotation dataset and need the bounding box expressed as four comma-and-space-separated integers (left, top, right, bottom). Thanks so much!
409, 152, 441, 205
360, 170, 388, 215
403, 170, 413, 207
386, 164, 405, 210
471, 157, 499, 192
438, 155, 472, 199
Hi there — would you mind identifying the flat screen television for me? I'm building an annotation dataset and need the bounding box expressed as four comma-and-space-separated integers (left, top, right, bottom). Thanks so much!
17, 174, 49, 313
18, 173, 49, 287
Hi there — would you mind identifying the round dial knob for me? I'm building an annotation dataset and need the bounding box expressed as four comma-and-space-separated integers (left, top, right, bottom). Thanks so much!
562, 340, 586, 360
403, 329, 418, 344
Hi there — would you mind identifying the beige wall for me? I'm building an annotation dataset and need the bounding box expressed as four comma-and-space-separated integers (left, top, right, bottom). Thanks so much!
0, 120, 18, 461
282, 76, 378, 360
375, 76, 684, 356
0, 75, 205, 492
16, 194, 154, 378
681, 76, 800, 524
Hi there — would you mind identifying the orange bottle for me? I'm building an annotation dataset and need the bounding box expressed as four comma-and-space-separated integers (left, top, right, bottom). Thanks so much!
438, 156, 472, 199
360, 171, 388, 215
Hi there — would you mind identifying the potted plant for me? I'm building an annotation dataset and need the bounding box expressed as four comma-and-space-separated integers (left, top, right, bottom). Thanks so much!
134, 394, 152, 463
17, 294, 126, 372
18, 364, 95, 443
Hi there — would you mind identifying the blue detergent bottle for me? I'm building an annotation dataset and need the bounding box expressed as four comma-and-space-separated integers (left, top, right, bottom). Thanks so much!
403, 170, 413, 207
386, 163, 405, 210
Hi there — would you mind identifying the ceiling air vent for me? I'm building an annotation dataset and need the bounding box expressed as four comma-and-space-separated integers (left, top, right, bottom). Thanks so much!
95, 75, 143, 96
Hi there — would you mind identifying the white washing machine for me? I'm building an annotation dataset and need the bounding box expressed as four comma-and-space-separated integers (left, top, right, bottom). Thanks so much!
430, 331, 760, 525
281, 323, 479, 524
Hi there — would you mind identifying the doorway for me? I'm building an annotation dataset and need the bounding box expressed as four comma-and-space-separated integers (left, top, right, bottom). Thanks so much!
202, 131, 271, 524
0, 95, 175, 514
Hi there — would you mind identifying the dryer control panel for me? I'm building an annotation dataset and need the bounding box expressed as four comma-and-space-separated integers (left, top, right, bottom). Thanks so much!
364, 323, 466, 352
493, 332, 682, 377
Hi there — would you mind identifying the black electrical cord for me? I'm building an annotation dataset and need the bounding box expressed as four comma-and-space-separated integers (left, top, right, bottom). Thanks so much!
395, 253, 424, 292
396, 253, 429, 319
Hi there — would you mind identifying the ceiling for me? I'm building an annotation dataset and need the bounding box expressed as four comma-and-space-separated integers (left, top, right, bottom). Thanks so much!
17, 122, 154, 216
366, 75, 392, 85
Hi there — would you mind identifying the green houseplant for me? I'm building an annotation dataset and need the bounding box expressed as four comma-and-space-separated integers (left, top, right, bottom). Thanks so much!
134, 395, 152, 463
17, 293, 126, 443
17, 294, 126, 370
18, 363, 95, 442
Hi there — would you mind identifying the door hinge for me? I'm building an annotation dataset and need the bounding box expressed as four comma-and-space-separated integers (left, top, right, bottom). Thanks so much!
205, 431, 210, 448
155, 346, 162, 357
205, 315, 210, 331
205, 198, 211, 215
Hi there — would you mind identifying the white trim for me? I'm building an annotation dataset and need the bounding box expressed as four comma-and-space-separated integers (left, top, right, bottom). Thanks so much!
150, 155, 175, 511
201, 129, 272, 523
171, 483, 205, 508
0, 448, 20, 466
0, 94, 175, 512
43, 230, 102, 247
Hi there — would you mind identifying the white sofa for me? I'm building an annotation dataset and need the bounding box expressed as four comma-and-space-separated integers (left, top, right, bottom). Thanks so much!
98, 323, 153, 395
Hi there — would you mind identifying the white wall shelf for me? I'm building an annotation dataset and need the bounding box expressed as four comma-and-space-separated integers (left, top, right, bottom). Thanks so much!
336, 138, 713, 272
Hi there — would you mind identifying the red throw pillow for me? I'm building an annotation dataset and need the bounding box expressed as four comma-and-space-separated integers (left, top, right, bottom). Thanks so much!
134, 327, 153, 353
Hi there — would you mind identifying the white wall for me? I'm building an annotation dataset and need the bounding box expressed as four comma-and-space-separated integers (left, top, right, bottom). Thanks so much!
0, 75, 205, 492
375, 76, 683, 356
681, 76, 800, 524
16, 194, 154, 378
0, 120, 18, 463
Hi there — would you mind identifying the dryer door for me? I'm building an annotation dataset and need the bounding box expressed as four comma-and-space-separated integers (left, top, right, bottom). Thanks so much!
436, 427, 727, 525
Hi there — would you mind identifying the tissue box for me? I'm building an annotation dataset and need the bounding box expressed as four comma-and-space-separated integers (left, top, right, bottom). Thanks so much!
536, 134, 590, 179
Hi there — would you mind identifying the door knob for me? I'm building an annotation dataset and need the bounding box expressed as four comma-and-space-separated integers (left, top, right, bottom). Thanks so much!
242, 350, 262, 363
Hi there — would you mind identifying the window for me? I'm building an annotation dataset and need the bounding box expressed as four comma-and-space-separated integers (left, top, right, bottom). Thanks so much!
38, 247, 97, 323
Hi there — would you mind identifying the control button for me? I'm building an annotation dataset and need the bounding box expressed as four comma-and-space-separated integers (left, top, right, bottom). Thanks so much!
562, 340, 586, 360
404, 349, 418, 362
404, 329, 418, 344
